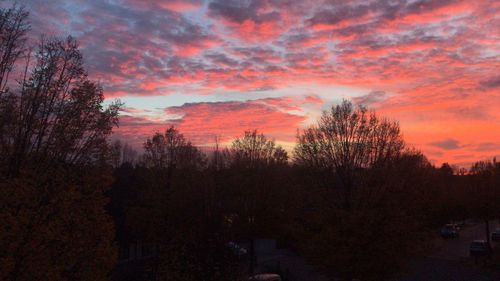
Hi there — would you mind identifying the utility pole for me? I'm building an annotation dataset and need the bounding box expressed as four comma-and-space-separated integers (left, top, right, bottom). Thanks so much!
249, 216, 255, 276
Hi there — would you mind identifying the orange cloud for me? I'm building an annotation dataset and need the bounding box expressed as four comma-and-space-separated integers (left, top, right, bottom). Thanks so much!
166, 98, 307, 144
22, 0, 499, 166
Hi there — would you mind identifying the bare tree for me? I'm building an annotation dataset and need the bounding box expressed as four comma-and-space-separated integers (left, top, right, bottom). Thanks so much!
109, 139, 139, 167
122, 142, 138, 164
231, 130, 288, 167
0, 5, 30, 92
110, 139, 123, 167
143, 126, 206, 170
292, 100, 426, 280
0, 5, 29, 161
143, 126, 206, 189
294, 99, 404, 210
1, 36, 121, 177
226, 130, 288, 274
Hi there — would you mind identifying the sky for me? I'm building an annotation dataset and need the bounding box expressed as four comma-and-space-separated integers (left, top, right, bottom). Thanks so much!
4, 0, 500, 166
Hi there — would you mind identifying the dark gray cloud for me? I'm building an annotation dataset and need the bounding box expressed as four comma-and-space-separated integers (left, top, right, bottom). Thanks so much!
474, 143, 500, 152
429, 138, 462, 150
208, 0, 281, 24
448, 106, 494, 121
353, 90, 387, 106
204, 52, 240, 67
306, 3, 372, 26
479, 76, 500, 89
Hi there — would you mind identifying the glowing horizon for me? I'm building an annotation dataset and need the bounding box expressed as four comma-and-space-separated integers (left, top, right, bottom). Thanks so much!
6, 0, 499, 166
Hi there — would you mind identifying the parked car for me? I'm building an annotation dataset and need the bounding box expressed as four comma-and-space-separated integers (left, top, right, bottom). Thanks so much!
470, 240, 492, 256
248, 273, 282, 281
440, 224, 459, 238
491, 229, 500, 242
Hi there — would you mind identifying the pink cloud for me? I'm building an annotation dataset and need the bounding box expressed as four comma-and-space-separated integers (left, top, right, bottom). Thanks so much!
114, 97, 307, 149
15, 0, 499, 165
165, 98, 307, 144
304, 95, 324, 105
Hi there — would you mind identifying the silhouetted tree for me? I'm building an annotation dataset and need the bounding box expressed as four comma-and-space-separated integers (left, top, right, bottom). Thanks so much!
0, 6, 120, 280
439, 162, 454, 176
231, 130, 288, 167
122, 127, 239, 281
295, 100, 404, 209
226, 130, 289, 236
223, 130, 290, 274
122, 142, 138, 164
108, 140, 138, 167
469, 158, 500, 250
1, 35, 121, 177
0, 5, 29, 92
143, 126, 205, 188
293, 100, 428, 280
0, 5, 29, 160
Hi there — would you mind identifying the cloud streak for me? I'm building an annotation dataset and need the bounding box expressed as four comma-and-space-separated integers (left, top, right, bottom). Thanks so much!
6, 0, 499, 165
115, 97, 307, 148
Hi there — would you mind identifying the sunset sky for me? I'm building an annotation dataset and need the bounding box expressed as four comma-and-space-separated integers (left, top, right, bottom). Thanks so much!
6, 0, 500, 166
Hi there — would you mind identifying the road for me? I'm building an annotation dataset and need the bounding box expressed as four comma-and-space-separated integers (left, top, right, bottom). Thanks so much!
255, 221, 500, 280
430, 220, 499, 260
394, 221, 500, 281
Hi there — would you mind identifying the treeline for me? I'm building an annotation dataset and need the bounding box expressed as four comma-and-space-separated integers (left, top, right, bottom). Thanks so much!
1, 5, 499, 281
107, 108, 500, 281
